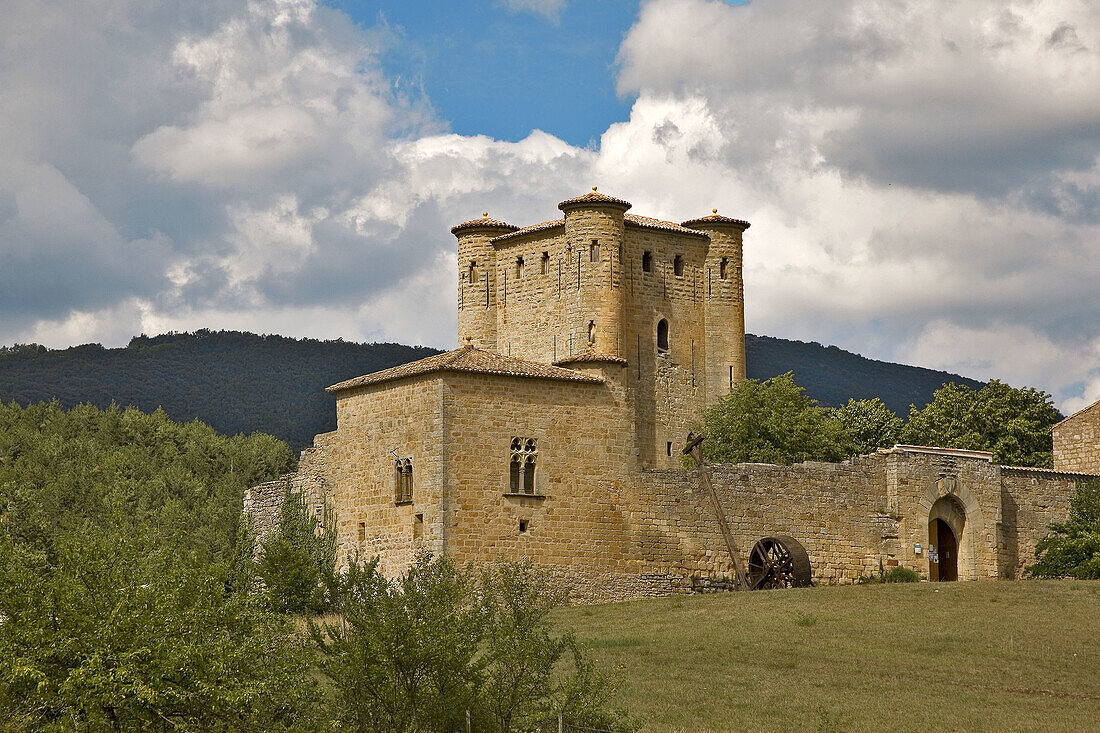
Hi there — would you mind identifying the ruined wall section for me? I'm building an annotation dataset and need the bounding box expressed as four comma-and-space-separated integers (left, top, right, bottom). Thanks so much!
1053, 401, 1100, 474
329, 377, 446, 577
244, 430, 336, 545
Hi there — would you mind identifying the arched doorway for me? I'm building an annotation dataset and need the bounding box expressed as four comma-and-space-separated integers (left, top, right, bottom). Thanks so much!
929, 518, 958, 581
928, 495, 965, 581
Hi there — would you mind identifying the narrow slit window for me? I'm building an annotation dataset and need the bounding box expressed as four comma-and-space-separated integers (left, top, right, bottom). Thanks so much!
358, 522, 366, 543
667, 441, 673, 457
590, 239, 600, 263
515, 256, 524, 279
510, 456, 521, 493
468, 260, 478, 284
657, 319, 669, 352
413, 513, 423, 540
541, 251, 550, 274
588, 320, 596, 346
719, 257, 728, 279
642, 251, 653, 272
673, 255, 684, 277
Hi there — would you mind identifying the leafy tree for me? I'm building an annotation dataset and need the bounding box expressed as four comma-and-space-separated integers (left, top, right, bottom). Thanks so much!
900, 380, 1060, 467
701, 372, 855, 465
312, 554, 483, 732
0, 525, 321, 732
830, 398, 903, 455
259, 487, 337, 615
1027, 480, 1100, 579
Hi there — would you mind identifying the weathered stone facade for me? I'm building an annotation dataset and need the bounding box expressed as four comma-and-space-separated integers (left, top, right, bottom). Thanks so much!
1053, 399, 1100, 474
250, 191, 1094, 603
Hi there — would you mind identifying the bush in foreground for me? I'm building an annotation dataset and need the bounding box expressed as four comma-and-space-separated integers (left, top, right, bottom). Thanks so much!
312, 554, 630, 733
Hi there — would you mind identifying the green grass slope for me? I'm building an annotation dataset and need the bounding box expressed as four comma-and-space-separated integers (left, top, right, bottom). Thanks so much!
559, 580, 1100, 732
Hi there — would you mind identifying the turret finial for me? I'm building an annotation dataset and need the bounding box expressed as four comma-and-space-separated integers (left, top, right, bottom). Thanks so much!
464, 335, 473, 345
592, 186, 597, 191
712, 208, 718, 214
482, 212, 488, 217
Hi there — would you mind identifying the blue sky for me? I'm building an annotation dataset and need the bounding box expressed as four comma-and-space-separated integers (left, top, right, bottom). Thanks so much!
328, 0, 639, 146
1, 0, 1099, 411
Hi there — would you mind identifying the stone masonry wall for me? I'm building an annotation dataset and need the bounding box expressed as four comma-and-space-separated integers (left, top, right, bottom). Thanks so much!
243, 430, 336, 544
999, 466, 1078, 576
1053, 400, 1100, 474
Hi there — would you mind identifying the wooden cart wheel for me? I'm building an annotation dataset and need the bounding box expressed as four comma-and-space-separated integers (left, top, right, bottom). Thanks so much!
747, 535, 813, 589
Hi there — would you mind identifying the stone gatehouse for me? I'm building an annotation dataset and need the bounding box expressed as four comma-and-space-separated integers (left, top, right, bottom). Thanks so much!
247, 190, 1095, 603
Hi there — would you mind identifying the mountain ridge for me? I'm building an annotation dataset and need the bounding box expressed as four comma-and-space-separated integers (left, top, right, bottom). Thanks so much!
0, 330, 986, 450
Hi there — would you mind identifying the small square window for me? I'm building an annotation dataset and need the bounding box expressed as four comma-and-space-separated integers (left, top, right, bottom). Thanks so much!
642, 251, 653, 272
519, 519, 529, 533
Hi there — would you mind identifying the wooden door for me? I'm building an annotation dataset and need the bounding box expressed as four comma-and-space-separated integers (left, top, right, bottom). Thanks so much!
937, 519, 958, 581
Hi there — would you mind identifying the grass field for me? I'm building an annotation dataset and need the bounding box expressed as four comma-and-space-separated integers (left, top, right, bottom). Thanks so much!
556, 580, 1100, 733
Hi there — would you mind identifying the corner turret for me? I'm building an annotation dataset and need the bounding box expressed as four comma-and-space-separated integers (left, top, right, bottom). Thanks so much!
453, 213, 518, 350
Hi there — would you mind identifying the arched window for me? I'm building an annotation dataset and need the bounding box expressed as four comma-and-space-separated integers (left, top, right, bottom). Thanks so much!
468, 260, 478, 284
515, 256, 524, 278
588, 320, 596, 345
719, 257, 728, 280
510, 455, 521, 493
642, 251, 653, 273
590, 239, 600, 263
657, 319, 669, 352
541, 251, 550, 274
673, 255, 684, 277
524, 456, 536, 494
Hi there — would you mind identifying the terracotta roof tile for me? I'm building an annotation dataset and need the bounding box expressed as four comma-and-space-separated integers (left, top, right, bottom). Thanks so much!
490, 218, 564, 243
552, 353, 629, 366
1001, 465, 1100, 477
327, 345, 603, 392
558, 189, 632, 211
681, 211, 751, 230
450, 215, 520, 235
625, 214, 709, 237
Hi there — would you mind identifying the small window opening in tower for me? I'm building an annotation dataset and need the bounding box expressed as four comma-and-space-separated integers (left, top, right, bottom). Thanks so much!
674, 254, 684, 277
590, 239, 600, 263
358, 521, 366, 543
719, 257, 728, 279
515, 256, 524, 278
657, 319, 669, 352
468, 260, 478, 284
541, 251, 549, 274
588, 320, 596, 345
666, 441, 673, 457
413, 513, 423, 540
519, 519, 529, 533
642, 251, 653, 272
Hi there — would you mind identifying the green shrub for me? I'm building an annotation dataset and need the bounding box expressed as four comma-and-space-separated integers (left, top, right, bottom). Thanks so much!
882, 566, 919, 583
1027, 480, 1100, 579
258, 487, 336, 614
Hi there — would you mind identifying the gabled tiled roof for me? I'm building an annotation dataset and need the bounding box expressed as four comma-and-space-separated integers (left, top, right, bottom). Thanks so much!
491, 218, 564, 243
326, 345, 603, 392
681, 211, 751, 230
558, 189, 632, 211
626, 214, 709, 237
450, 214, 520, 235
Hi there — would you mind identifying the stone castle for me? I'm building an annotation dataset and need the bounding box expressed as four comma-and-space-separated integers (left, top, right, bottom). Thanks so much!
247, 190, 1098, 602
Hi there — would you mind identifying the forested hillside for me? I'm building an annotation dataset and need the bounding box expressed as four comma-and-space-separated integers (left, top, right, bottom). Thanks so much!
0, 331, 438, 450
746, 334, 985, 416
0, 330, 984, 451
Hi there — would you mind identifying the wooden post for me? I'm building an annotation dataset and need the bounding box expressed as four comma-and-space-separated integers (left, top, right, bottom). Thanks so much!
558, 712, 563, 733
683, 432, 751, 590
466, 710, 471, 733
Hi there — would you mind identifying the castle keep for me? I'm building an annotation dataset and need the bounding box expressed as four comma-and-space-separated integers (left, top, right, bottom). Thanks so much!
248, 190, 1095, 602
